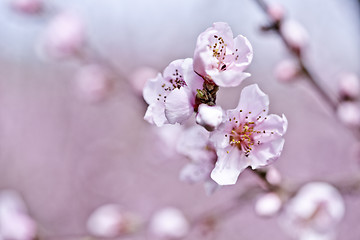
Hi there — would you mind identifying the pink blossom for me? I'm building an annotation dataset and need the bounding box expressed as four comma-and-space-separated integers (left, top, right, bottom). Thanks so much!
280, 182, 345, 240
195, 104, 224, 131
274, 59, 300, 83
40, 11, 85, 59
75, 64, 113, 103
255, 192, 282, 217
149, 207, 189, 239
338, 73, 360, 100
193, 22, 253, 87
87, 204, 139, 238
0, 190, 37, 240
337, 102, 360, 127
143, 58, 203, 126
281, 20, 309, 52
267, 3, 285, 22
11, 0, 43, 14
209, 84, 287, 185
265, 167, 282, 185
177, 125, 219, 194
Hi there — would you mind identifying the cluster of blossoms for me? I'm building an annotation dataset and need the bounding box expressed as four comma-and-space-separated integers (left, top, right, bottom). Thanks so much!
143, 22, 288, 189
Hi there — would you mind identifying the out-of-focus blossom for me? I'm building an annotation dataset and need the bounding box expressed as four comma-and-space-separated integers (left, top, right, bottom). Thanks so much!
255, 192, 282, 217
338, 73, 360, 100
87, 204, 139, 238
193, 22, 253, 87
149, 207, 189, 239
280, 182, 345, 240
196, 104, 223, 131
40, 11, 85, 59
177, 125, 219, 194
129, 67, 158, 97
0, 190, 37, 240
281, 20, 309, 53
267, 3, 285, 22
154, 124, 184, 159
10, 0, 43, 14
143, 58, 203, 126
337, 102, 360, 127
274, 59, 300, 83
265, 167, 282, 185
75, 64, 113, 103
209, 84, 287, 185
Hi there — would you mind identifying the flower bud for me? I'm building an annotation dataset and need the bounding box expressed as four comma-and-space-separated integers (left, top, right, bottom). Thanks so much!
255, 192, 282, 217
337, 102, 360, 127
274, 59, 300, 83
0, 190, 37, 240
265, 167, 282, 185
149, 207, 189, 239
267, 3, 285, 22
196, 104, 223, 131
281, 20, 309, 53
75, 64, 113, 103
338, 73, 360, 100
10, 0, 43, 14
40, 11, 85, 59
87, 204, 139, 238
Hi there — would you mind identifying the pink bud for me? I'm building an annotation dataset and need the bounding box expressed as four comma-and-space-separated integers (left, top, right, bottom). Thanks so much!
338, 73, 360, 100
196, 104, 223, 131
41, 12, 85, 59
281, 20, 309, 52
0, 190, 37, 240
274, 59, 300, 83
255, 192, 282, 217
337, 102, 360, 127
11, 0, 43, 14
150, 207, 189, 239
266, 167, 282, 185
75, 64, 113, 103
129, 67, 158, 96
87, 204, 139, 238
267, 3, 285, 22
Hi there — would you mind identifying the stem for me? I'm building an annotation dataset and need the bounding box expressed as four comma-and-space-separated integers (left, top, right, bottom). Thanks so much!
253, 0, 360, 139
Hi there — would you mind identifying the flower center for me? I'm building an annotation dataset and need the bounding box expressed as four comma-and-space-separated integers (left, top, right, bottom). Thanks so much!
229, 121, 256, 157
209, 35, 228, 71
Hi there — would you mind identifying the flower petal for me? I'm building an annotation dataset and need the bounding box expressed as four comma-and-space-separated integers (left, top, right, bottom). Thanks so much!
176, 125, 214, 163
210, 70, 251, 87
211, 147, 249, 185
249, 137, 285, 169
144, 101, 168, 127
143, 73, 166, 105
232, 34, 253, 70
165, 88, 193, 124
237, 84, 269, 121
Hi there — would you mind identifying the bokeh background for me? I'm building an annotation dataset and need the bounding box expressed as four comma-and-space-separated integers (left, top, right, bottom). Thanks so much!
0, 0, 359, 239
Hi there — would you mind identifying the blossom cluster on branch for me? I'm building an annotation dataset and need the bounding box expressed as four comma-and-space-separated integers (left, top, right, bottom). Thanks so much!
143, 22, 288, 189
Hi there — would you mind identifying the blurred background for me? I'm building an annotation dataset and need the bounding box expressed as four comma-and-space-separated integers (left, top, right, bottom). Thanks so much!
0, 0, 359, 239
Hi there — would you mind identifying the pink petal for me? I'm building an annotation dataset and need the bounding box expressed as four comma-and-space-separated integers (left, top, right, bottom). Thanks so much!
176, 125, 213, 162
180, 161, 213, 183
210, 70, 251, 87
237, 84, 269, 121
253, 114, 288, 143
232, 35, 253, 70
165, 88, 193, 124
142, 73, 165, 105
248, 137, 285, 169
211, 147, 249, 185
144, 102, 168, 127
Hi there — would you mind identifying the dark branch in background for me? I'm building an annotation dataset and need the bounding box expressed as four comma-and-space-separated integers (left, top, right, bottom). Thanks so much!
254, 0, 360, 140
